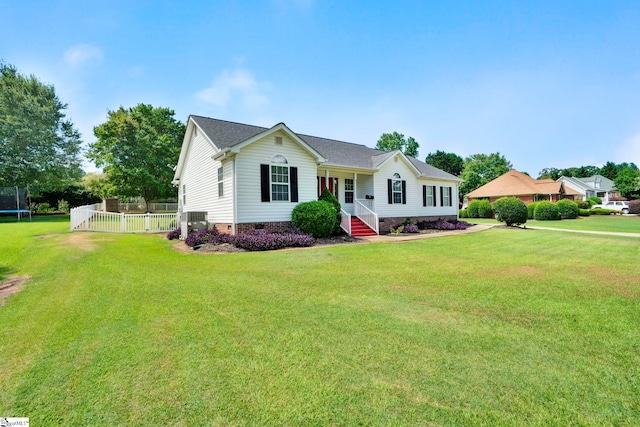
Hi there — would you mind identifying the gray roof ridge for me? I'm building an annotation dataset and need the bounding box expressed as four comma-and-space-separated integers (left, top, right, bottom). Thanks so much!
191, 115, 384, 152
298, 132, 384, 153
190, 114, 267, 129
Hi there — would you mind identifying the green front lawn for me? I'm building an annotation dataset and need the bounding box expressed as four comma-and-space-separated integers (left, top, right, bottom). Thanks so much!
1, 217, 639, 425
471, 214, 640, 234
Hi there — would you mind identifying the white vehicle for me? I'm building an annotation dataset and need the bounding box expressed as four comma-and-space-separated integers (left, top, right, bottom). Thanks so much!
591, 201, 630, 214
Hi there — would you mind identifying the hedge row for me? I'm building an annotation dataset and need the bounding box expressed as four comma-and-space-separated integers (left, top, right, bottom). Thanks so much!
461, 197, 618, 225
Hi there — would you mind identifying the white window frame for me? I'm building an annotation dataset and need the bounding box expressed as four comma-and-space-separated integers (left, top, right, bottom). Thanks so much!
344, 178, 354, 204
217, 166, 224, 198
271, 155, 289, 202
392, 173, 402, 204
426, 185, 435, 207
443, 186, 451, 207
182, 184, 186, 206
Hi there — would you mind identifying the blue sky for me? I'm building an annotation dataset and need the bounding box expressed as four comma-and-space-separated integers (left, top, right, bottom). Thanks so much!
2, 1, 640, 176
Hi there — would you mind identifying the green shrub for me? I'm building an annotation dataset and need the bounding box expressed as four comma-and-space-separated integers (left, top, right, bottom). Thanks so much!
467, 200, 480, 218
589, 208, 617, 216
493, 197, 528, 226
527, 202, 538, 220
578, 209, 591, 216
318, 188, 342, 234
534, 200, 560, 220
575, 200, 590, 209
557, 199, 579, 219
32, 202, 55, 214
477, 200, 493, 218
587, 196, 602, 207
459, 209, 468, 218
57, 199, 70, 213
467, 199, 495, 218
291, 200, 336, 238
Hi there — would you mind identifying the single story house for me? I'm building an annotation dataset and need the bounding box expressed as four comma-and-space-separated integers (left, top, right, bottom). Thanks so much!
172, 116, 461, 235
466, 169, 579, 204
556, 175, 619, 202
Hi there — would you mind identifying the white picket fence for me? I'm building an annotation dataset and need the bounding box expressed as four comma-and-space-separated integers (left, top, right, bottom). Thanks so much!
70, 204, 178, 233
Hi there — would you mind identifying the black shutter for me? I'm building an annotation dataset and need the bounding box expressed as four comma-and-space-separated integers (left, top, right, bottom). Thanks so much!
260, 164, 270, 202
290, 167, 298, 202
447, 186, 452, 206
423, 185, 426, 207
387, 179, 393, 204
439, 186, 443, 207
402, 180, 407, 204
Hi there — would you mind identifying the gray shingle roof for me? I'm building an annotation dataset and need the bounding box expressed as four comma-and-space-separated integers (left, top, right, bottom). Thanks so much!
190, 115, 460, 181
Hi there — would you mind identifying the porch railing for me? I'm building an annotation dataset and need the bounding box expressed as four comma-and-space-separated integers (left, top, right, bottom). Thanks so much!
340, 209, 351, 235
355, 199, 379, 234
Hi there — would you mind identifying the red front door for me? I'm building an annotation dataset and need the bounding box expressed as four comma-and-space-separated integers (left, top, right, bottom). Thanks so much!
318, 177, 338, 197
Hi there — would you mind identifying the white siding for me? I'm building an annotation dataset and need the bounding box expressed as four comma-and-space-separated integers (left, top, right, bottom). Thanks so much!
373, 157, 421, 217
373, 155, 459, 218
179, 130, 233, 223
416, 179, 459, 217
236, 130, 318, 223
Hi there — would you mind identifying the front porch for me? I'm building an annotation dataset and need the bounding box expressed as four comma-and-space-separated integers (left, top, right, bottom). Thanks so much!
317, 169, 379, 236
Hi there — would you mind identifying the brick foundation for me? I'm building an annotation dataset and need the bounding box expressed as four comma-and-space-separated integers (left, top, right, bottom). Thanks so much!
378, 215, 458, 234
235, 221, 293, 234
213, 223, 234, 233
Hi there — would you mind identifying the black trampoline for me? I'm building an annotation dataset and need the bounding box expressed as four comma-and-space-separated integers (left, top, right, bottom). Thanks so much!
0, 187, 31, 221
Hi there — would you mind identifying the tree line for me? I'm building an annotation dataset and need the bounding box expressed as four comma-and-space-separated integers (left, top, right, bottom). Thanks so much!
0, 62, 185, 211
2, 61, 639, 210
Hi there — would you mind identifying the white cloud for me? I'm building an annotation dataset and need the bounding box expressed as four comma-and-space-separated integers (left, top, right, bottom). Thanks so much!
615, 133, 640, 166
196, 69, 270, 109
64, 44, 103, 68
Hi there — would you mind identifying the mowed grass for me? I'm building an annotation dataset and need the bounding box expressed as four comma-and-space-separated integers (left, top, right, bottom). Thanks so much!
1, 217, 639, 425
472, 214, 640, 234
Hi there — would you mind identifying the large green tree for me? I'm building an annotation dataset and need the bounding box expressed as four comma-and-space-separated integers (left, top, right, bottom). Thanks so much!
537, 167, 563, 180
89, 104, 185, 211
0, 62, 83, 193
614, 166, 640, 199
459, 152, 513, 197
425, 150, 464, 176
375, 132, 419, 157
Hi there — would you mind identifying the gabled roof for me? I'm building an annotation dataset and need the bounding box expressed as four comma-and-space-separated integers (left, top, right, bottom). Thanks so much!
467, 169, 580, 198
576, 174, 616, 191
182, 116, 461, 181
557, 174, 617, 192
557, 175, 592, 191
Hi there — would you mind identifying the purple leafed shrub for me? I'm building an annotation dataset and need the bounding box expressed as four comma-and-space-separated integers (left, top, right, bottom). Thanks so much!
166, 228, 181, 240
403, 224, 419, 233
184, 228, 220, 247
233, 229, 315, 251
453, 220, 471, 230
417, 219, 470, 231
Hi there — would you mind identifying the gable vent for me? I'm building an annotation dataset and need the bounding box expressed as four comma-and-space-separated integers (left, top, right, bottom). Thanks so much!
394, 157, 398, 162
275, 136, 283, 145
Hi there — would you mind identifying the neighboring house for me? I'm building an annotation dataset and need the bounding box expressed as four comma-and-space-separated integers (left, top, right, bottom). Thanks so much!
172, 116, 461, 235
466, 169, 579, 204
557, 174, 619, 202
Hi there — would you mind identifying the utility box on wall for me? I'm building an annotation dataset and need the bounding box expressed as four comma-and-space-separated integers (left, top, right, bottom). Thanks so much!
180, 211, 208, 238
